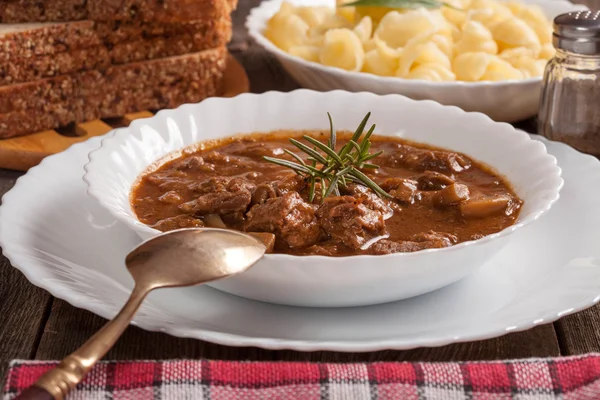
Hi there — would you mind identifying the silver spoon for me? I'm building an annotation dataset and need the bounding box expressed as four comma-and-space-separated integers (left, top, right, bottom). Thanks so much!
15, 228, 266, 400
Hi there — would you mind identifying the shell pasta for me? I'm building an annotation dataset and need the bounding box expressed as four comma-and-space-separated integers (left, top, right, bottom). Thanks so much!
264, 0, 555, 82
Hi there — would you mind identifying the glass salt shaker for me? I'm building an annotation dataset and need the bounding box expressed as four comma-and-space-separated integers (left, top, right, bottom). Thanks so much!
538, 10, 600, 157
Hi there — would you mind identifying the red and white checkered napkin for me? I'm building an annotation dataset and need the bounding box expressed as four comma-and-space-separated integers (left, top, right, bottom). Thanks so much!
4, 354, 600, 399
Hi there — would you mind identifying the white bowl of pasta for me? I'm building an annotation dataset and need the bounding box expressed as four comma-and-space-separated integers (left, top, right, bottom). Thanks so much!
246, 0, 586, 122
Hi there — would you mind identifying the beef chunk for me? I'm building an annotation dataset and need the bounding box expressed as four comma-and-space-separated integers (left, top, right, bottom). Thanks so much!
342, 184, 393, 217
189, 176, 256, 195
179, 177, 255, 216
245, 192, 320, 249
383, 144, 471, 173
416, 171, 456, 191
316, 196, 387, 249
370, 239, 423, 254
410, 231, 458, 247
229, 141, 287, 158
173, 155, 214, 172
203, 151, 231, 164
301, 243, 344, 256
145, 170, 190, 191
158, 190, 183, 204
379, 178, 420, 204
151, 215, 204, 232
251, 183, 277, 206
369, 231, 457, 254
251, 174, 307, 206
275, 174, 307, 194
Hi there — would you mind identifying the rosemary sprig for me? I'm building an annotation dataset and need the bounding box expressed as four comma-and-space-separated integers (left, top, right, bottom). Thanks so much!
340, 0, 459, 10
263, 112, 391, 202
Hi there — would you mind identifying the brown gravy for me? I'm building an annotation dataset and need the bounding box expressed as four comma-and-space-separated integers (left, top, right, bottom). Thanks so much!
131, 131, 522, 256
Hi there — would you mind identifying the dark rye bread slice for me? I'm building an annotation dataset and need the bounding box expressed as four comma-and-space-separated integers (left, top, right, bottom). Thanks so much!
0, 16, 230, 61
0, 0, 237, 23
0, 17, 231, 85
0, 47, 227, 123
0, 76, 223, 138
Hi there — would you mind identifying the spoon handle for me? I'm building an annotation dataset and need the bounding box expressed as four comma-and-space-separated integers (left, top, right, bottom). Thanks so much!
14, 285, 150, 400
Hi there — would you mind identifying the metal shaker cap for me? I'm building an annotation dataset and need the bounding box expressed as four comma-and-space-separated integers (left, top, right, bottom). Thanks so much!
553, 10, 600, 55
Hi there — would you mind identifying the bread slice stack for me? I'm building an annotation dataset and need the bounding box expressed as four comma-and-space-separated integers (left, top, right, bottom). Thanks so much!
0, 0, 236, 138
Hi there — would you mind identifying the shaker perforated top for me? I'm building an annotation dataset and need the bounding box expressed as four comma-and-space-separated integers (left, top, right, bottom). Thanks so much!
554, 10, 600, 54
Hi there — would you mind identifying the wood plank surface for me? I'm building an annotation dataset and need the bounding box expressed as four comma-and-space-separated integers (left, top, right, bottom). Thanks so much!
35, 299, 559, 363
0, 0, 595, 385
0, 170, 52, 380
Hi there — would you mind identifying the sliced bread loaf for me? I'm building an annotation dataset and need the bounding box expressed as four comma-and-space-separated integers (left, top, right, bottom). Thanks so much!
0, 17, 231, 85
0, 47, 227, 138
0, 0, 237, 23
0, 16, 230, 61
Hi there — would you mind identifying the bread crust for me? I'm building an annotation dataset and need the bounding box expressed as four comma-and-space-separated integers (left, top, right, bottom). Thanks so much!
0, 47, 227, 138
0, 0, 238, 23
0, 17, 231, 85
0, 16, 231, 61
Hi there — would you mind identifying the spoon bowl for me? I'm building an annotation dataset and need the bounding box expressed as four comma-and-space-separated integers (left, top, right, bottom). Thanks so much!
126, 228, 267, 289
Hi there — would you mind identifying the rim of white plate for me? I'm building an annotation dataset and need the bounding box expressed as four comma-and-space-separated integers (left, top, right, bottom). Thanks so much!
0, 135, 598, 351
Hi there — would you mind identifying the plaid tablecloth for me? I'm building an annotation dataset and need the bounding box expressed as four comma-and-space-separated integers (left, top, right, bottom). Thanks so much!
4, 354, 600, 399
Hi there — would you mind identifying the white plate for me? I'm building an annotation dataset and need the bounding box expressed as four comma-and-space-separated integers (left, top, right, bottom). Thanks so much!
246, 0, 587, 122
1, 135, 599, 351
82, 90, 562, 307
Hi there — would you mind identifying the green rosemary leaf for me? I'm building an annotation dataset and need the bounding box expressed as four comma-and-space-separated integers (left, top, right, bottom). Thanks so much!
361, 150, 384, 162
351, 112, 371, 143
339, 112, 371, 159
339, 175, 347, 187
324, 175, 340, 198
284, 149, 307, 166
263, 157, 312, 175
290, 139, 328, 165
308, 176, 316, 202
304, 135, 344, 165
348, 140, 362, 154
327, 112, 336, 151
360, 139, 372, 158
335, 165, 353, 177
361, 163, 380, 169
362, 124, 376, 145
305, 164, 328, 177
264, 112, 390, 202
350, 168, 392, 199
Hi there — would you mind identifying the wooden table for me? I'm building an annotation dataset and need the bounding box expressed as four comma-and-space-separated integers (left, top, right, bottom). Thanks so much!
1, 0, 600, 382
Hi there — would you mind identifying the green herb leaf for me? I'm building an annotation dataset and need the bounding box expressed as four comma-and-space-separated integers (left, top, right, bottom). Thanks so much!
290, 139, 328, 165
361, 150, 384, 162
327, 112, 337, 151
284, 149, 307, 166
324, 175, 341, 198
264, 112, 390, 202
308, 176, 317, 202
263, 157, 312, 175
303, 135, 344, 165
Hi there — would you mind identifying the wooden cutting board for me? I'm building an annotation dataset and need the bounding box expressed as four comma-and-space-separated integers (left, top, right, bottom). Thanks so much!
0, 53, 250, 171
